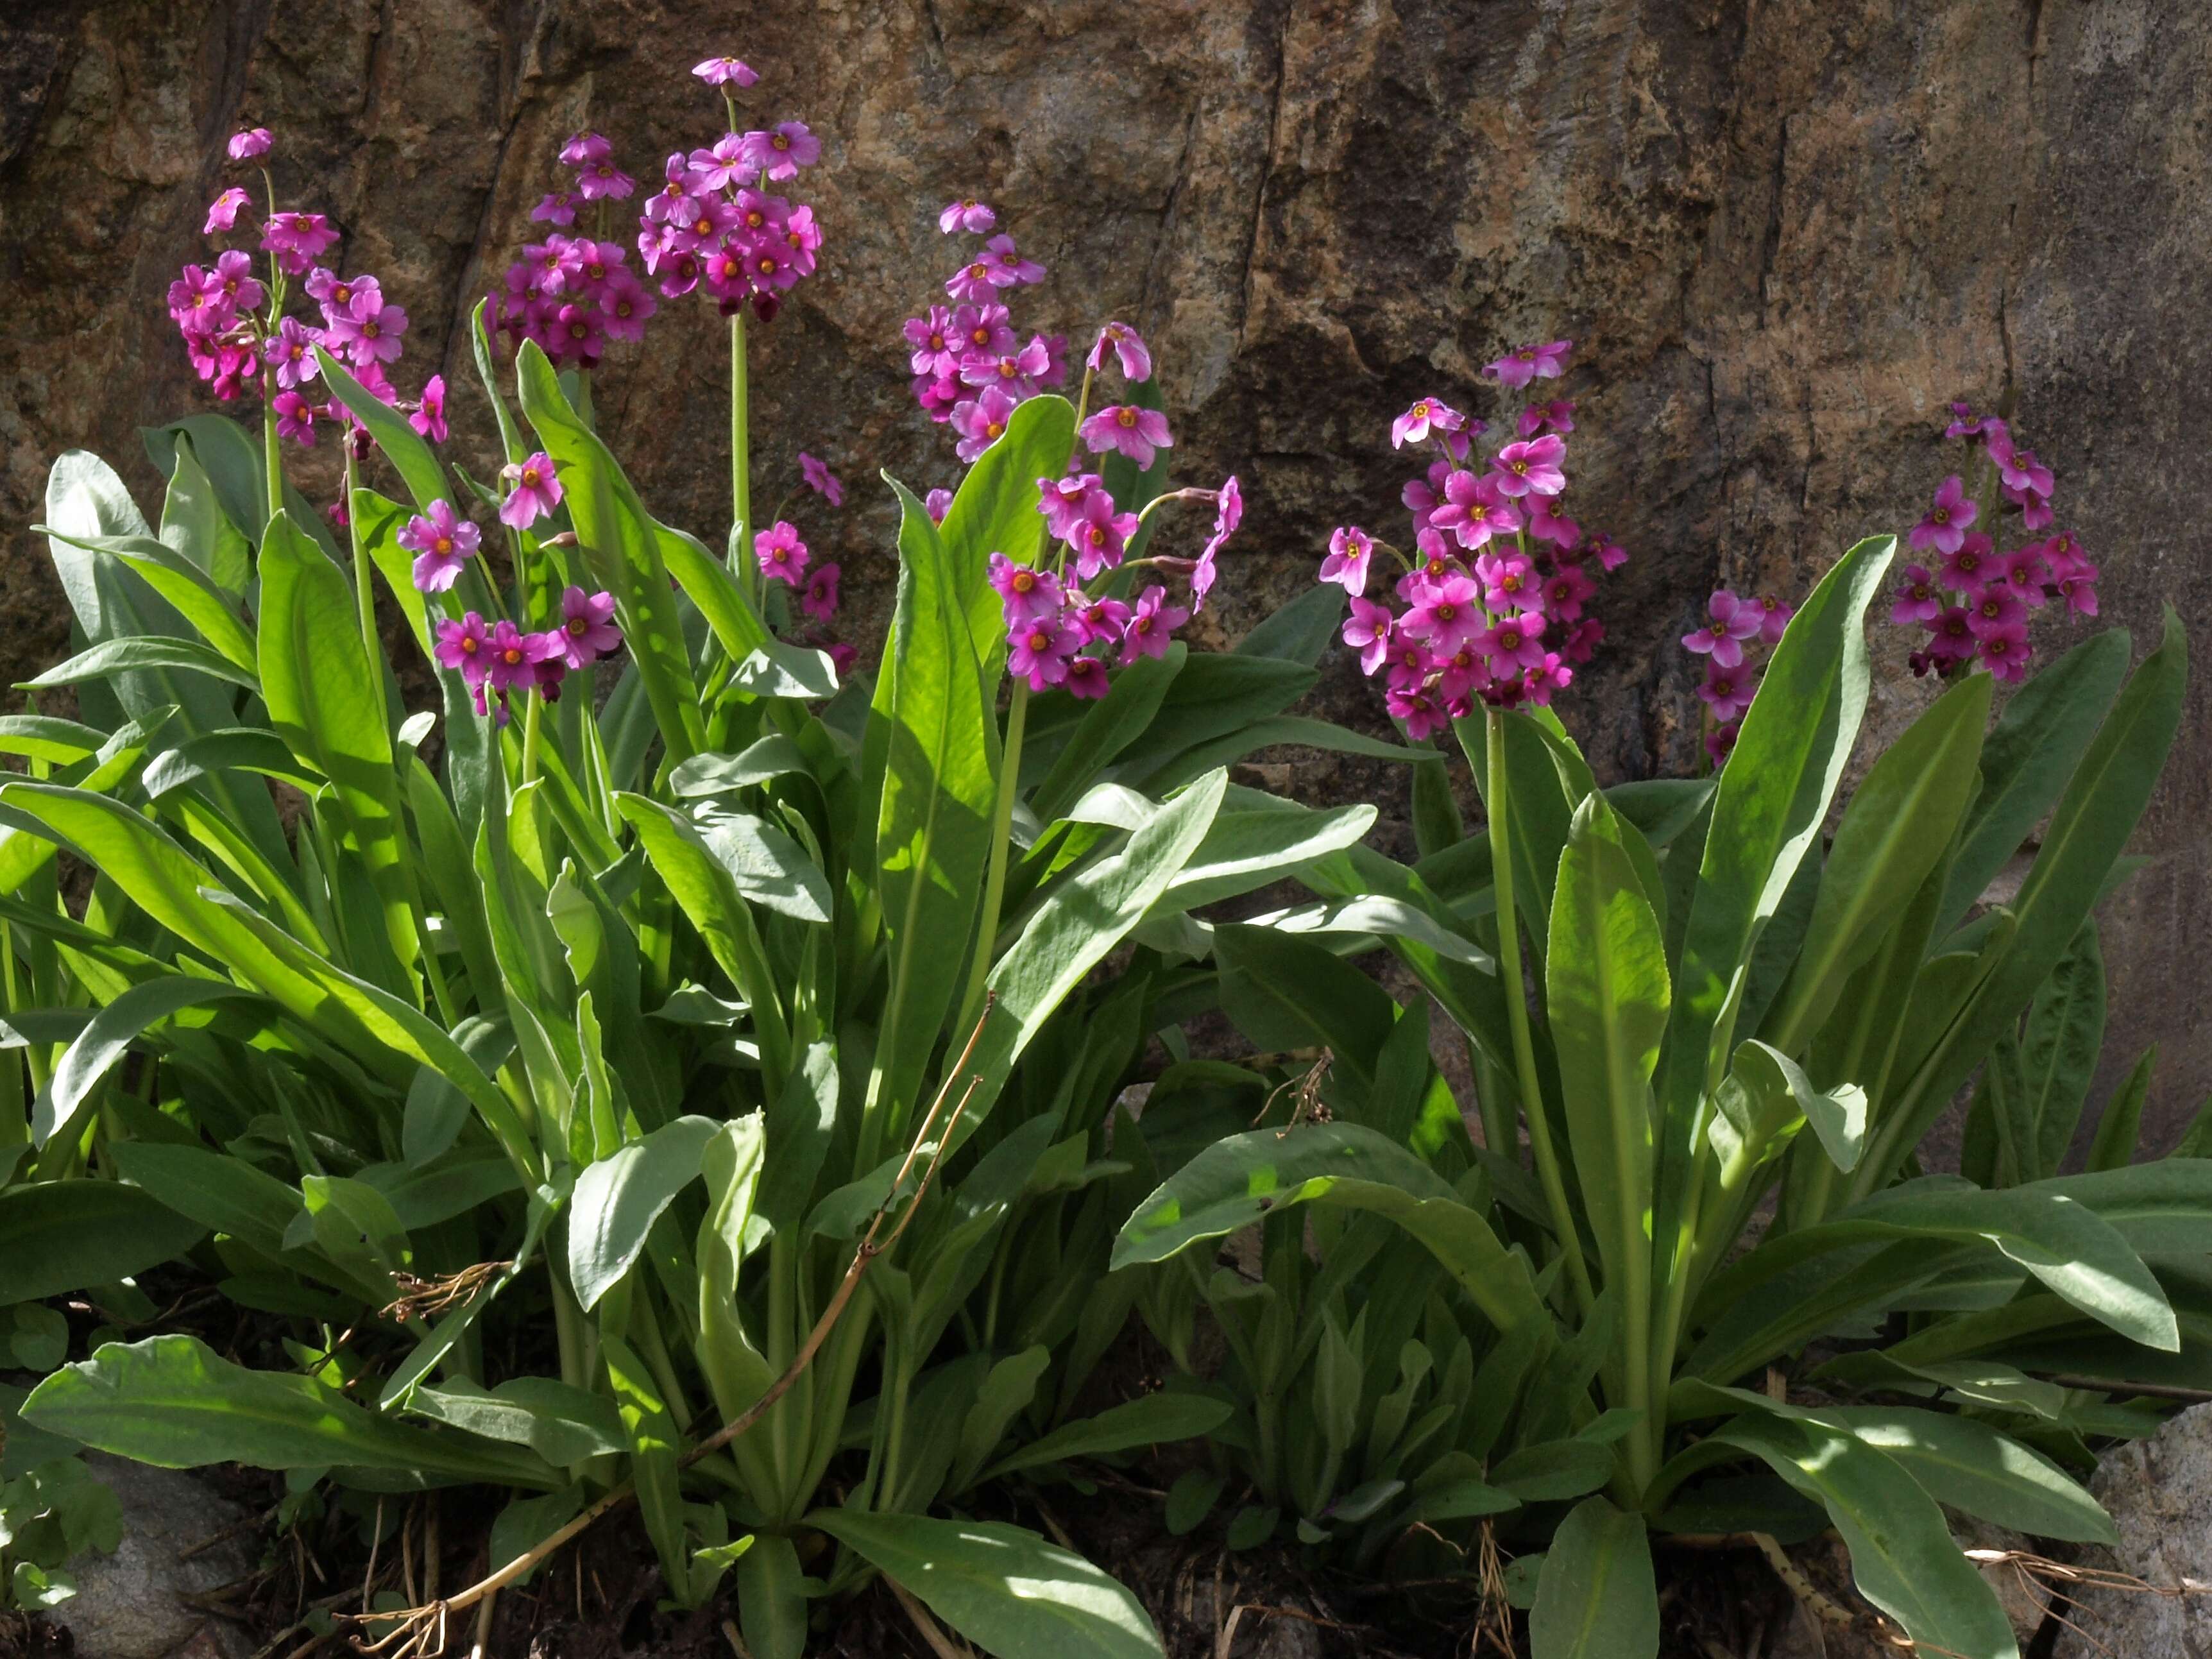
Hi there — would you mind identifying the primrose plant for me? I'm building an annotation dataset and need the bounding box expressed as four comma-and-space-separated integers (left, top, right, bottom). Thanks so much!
1118, 345, 2195, 1659
2, 51, 1400, 1659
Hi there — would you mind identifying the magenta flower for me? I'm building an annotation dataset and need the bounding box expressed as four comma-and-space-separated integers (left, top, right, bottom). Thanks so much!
1390, 396, 1466, 449
1909, 474, 1977, 556
906, 307, 962, 377
500, 453, 563, 529
740, 122, 819, 181
2055, 560, 2101, 617
1121, 586, 1189, 665
482, 620, 561, 693
560, 132, 612, 167
1401, 575, 1485, 654
1198, 475, 1243, 570
1937, 532, 1995, 593
1086, 321, 1153, 382
1402, 463, 1448, 535
1526, 493, 1579, 548
227, 128, 272, 162
2005, 478, 2054, 531
577, 158, 637, 201
552, 586, 622, 668
953, 386, 1021, 463
1073, 595, 1132, 647
797, 452, 844, 506
1068, 493, 1140, 581
1007, 617, 1081, 691
532, 192, 579, 227
1341, 598, 1395, 678
398, 500, 482, 593
265, 317, 323, 389
1430, 470, 1520, 550
1987, 429, 2054, 501
1038, 473, 1105, 541
435, 612, 493, 686
981, 234, 1044, 286
1944, 401, 1990, 438
687, 135, 751, 194
951, 302, 1016, 359
602, 271, 656, 341
1489, 433, 1566, 498
1681, 590, 1764, 670
1474, 551, 1538, 613
1994, 547, 2049, 609
260, 210, 339, 276
1080, 404, 1173, 468
1587, 533, 1629, 572
204, 187, 250, 235
1517, 400, 1576, 438
989, 553, 1062, 625
326, 293, 408, 366
1923, 606, 1978, 665
1320, 526, 1374, 596
1542, 562, 1597, 621
939, 198, 998, 234
1696, 662, 1756, 722
1434, 642, 1492, 708
1483, 340, 1572, 389
1062, 653, 1112, 701
1890, 564, 1944, 625
801, 562, 842, 622
693, 56, 760, 87
1966, 584, 2028, 641
272, 390, 319, 447
960, 338, 1051, 395
1386, 683, 1451, 741
1475, 611, 1549, 672
1705, 724, 1740, 768
1977, 622, 2032, 681
307, 268, 371, 320
945, 257, 998, 305
754, 520, 811, 584
925, 488, 953, 525
1753, 595, 1794, 643
409, 373, 448, 443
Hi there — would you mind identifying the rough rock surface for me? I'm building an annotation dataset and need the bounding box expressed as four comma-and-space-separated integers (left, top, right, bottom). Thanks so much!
1, 1, 2206, 1137
48, 1454, 256, 1659
2053, 1402, 2212, 1659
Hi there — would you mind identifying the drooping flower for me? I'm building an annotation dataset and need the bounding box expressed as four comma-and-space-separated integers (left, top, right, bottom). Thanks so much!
1121, 586, 1189, 664
1909, 474, 1977, 556
272, 389, 319, 447
407, 373, 448, 443
434, 611, 494, 685
939, 198, 998, 234
1390, 396, 1466, 449
500, 453, 564, 529
924, 488, 953, 525
754, 520, 811, 584
693, 56, 760, 87
798, 451, 844, 506
227, 128, 273, 161
560, 132, 613, 167
556, 586, 623, 668
398, 500, 482, 593
532, 192, 579, 227
1080, 404, 1173, 468
577, 157, 637, 201
1488, 433, 1566, 498
1517, 400, 1576, 438
1197, 475, 1243, 582
1086, 321, 1152, 382
801, 562, 842, 621
204, 187, 251, 235
1483, 340, 1572, 389
1319, 526, 1374, 596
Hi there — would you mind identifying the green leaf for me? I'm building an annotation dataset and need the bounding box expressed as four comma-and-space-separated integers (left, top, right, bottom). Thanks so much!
21, 636, 257, 695
405, 1377, 628, 1465
568, 1115, 721, 1310
24, 1335, 552, 1488
1817, 1404, 2113, 1545
1030, 643, 1185, 826
0, 717, 109, 765
1713, 1412, 2020, 1659
1736, 1038, 1867, 1175
1237, 583, 1346, 668
33, 978, 264, 1150
105, 1142, 300, 1258
658, 521, 837, 697
697, 811, 833, 923
1154, 799, 1376, 914
1529, 1498, 1658, 1659
734, 1533, 810, 1659
0, 1181, 206, 1303
1164, 1470, 1225, 1535
1491, 1440, 1617, 1502
2086, 1047, 2156, 1174
813, 1512, 1164, 1659
981, 1392, 1232, 1482
488, 1486, 584, 1589
2016, 923, 2106, 1180
35, 526, 258, 672
937, 394, 1078, 665
314, 348, 450, 510
513, 340, 704, 762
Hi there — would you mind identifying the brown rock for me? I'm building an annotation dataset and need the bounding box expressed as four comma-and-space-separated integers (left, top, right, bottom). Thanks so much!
2, 1, 2204, 1139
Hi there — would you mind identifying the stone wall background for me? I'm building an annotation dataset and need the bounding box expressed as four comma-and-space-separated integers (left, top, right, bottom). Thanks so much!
3, 0, 2206, 1147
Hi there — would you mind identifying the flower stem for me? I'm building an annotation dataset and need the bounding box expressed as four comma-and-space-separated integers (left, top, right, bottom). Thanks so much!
1479, 706, 1593, 1316
261, 377, 285, 531
730, 308, 753, 600
957, 682, 1028, 1035
343, 450, 377, 676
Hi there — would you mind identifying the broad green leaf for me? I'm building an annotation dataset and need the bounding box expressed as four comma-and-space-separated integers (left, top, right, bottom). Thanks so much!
141, 728, 320, 799
1529, 1498, 1658, 1659
2017, 923, 2106, 1180
937, 394, 1077, 665
1736, 1039, 1867, 1175
599, 1334, 697, 1602
1155, 799, 1375, 914
980, 1392, 1231, 1482
813, 1512, 1164, 1659
1237, 582, 1346, 668
1491, 1440, 1617, 1502
24, 1335, 552, 1488
488, 1486, 584, 1589
35, 526, 257, 672
1713, 1412, 2020, 1659
21, 636, 257, 695
1212, 923, 1399, 1099
670, 736, 813, 796
33, 977, 264, 1150
1236, 894, 1492, 969
0, 717, 108, 765
734, 1533, 809, 1659
1029, 644, 1184, 824
405, 1377, 628, 1465
155, 427, 252, 592
106, 1142, 300, 1257
314, 347, 449, 510
2086, 1047, 2156, 1173
0, 1181, 206, 1302
697, 811, 833, 923
1820, 1404, 2113, 1545
513, 340, 704, 761
658, 520, 838, 697
568, 1114, 721, 1309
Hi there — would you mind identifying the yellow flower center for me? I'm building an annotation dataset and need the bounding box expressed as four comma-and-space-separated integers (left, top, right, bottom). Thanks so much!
1116, 408, 1137, 428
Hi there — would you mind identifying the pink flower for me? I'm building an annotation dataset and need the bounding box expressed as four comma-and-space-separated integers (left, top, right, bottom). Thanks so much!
1474, 551, 1538, 612
307, 268, 371, 321
204, 187, 250, 235
1038, 473, 1105, 540
1541, 562, 1597, 621
1401, 574, 1485, 654
1697, 661, 1756, 722
577, 158, 637, 201
1890, 564, 1944, 625
1753, 595, 1794, 643
326, 292, 409, 366
1937, 532, 1995, 594
1527, 493, 1579, 548
945, 257, 998, 304
951, 302, 1016, 359
1483, 340, 1572, 389
1429, 469, 1519, 552
1062, 653, 1112, 701
1475, 610, 1549, 672
1386, 684, 1451, 741
754, 521, 810, 584
1320, 526, 1374, 596
272, 390, 319, 447
693, 56, 760, 87
799, 452, 844, 506
409, 373, 448, 443
989, 553, 1062, 625
800, 563, 842, 622
1341, 597, 1395, 677
2005, 479, 2054, 532
1086, 321, 1152, 382
951, 386, 1020, 462
327, 499, 350, 531
739, 122, 819, 181
1517, 400, 1576, 438
1489, 434, 1566, 498
1923, 606, 1978, 665
960, 338, 1051, 396
1007, 617, 1081, 691
1944, 401, 1990, 439
399, 500, 481, 593
2055, 561, 2100, 617
1994, 547, 2049, 609
1586, 533, 1628, 572
824, 642, 859, 676
1909, 474, 1977, 556
1080, 404, 1174, 468
1562, 618, 1606, 664
532, 192, 579, 227
1194, 475, 1243, 602
1073, 595, 1132, 647
1402, 462, 1449, 536
1986, 429, 2054, 500
687, 135, 752, 194
260, 210, 339, 276
1382, 636, 1434, 693
556, 586, 622, 667
939, 198, 998, 234
981, 234, 1045, 285
500, 453, 563, 529
1966, 584, 2028, 641
1977, 622, 2032, 682
1706, 723, 1742, 767
560, 132, 612, 167
227, 128, 272, 162
1390, 396, 1467, 449
1121, 586, 1189, 664
1524, 652, 1573, 708
1681, 589, 1764, 670
1068, 492, 1139, 581
483, 620, 561, 693
265, 316, 323, 389
906, 307, 962, 377
1435, 642, 1492, 708
435, 612, 494, 686
925, 489, 953, 525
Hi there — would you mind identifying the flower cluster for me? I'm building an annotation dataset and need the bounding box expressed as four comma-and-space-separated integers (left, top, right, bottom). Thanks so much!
433, 584, 624, 724
1324, 344, 1629, 736
902, 202, 1068, 459
632, 64, 823, 321
491, 132, 659, 370
1891, 405, 2097, 682
169, 128, 439, 447
1680, 588, 1794, 765
741, 450, 851, 667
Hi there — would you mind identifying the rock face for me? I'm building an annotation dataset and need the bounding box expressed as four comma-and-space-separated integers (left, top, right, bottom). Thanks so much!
2054, 1402, 2212, 1659
1, 1, 2206, 1139
49, 1454, 256, 1659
